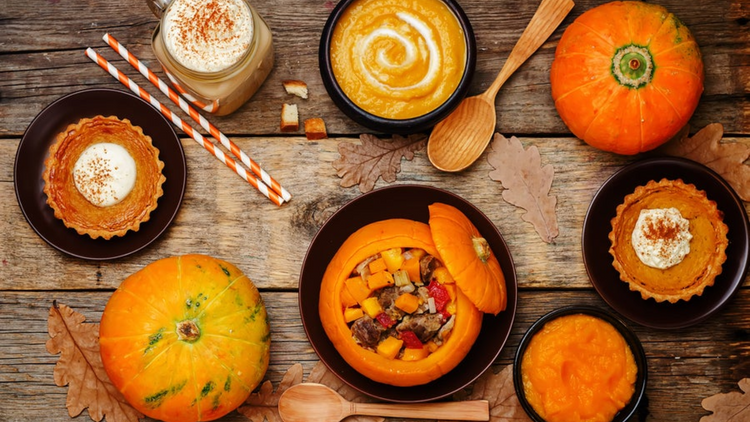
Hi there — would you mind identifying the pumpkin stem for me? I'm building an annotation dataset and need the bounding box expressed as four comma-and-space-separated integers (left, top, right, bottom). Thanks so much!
611, 44, 654, 89
472, 237, 491, 264
176, 320, 200, 343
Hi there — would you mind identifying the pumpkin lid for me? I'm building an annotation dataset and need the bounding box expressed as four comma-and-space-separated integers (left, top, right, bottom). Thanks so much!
428, 203, 507, 315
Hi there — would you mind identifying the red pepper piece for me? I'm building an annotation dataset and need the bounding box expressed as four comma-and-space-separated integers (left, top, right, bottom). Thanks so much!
376, 312, 395, 328
427, 280, 450, 312
399, 330, 423, 349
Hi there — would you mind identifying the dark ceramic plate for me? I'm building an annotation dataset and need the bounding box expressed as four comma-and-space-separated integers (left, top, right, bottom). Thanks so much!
513, 306, 648, 422
14, 88, 187, 260
299, 184, 517, 402
582, 157, 749, 329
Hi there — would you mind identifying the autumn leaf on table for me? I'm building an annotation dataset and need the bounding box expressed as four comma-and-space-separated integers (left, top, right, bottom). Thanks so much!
450, 364, 531, 422
333, 133, 427, 193
487, 134, 559, 243
700, 378, 750, 421
659, 123, 750, 202
46, 301, 143, 422
307, 361, 385, 422
237, 363, 304, 422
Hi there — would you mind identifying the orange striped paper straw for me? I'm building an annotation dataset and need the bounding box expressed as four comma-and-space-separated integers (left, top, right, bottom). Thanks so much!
85, 48, 284, 207
102, 33, 291, 203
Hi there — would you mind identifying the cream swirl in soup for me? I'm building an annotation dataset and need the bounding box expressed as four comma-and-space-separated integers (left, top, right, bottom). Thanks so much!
330, 0, 467, 119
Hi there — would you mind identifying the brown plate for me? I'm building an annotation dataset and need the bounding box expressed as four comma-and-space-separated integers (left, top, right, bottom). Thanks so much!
14, 88, 187, 260
582, 157, 749, 329
298, 184, 517, 402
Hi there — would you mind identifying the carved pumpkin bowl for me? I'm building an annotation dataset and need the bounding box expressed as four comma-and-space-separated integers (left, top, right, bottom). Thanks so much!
299, 184, 517, 402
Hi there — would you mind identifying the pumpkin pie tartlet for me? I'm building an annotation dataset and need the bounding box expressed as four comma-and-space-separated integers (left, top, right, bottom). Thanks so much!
608, 179, 728, 303
42, 115, 166, 240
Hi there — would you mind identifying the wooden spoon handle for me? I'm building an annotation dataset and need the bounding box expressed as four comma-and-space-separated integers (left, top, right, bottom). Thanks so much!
350, 399, 489, 421
484, 0, 575, 100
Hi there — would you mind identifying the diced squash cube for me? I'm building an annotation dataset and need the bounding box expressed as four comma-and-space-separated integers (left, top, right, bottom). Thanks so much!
367, 271, 394, 291
344, 307, 364, 323
341, 285, 359, 308
395, 293, 420, 314
401, 347, 430, 361
376, 336, 404, 360
425, 341, 439, 353
368, 258, 387, 274
381, 247, 404, 273
433, 267, 455, 284
445, 301, 457, 315
407, 248, 426, 260
402, 257, 421, 283
345, 276, 371, 305
361, 297, 384, 318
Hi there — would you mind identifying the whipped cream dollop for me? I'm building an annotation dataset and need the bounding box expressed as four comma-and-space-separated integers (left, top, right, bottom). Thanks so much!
631, 207, 693, 269
163, 0, 254, 73
73, 143, 137, 207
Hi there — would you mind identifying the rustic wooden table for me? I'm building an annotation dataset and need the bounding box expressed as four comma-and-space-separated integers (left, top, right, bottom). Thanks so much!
1, 0, 749, 421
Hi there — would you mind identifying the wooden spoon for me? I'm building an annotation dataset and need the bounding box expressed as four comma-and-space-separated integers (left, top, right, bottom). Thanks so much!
426, 0, 575, 172
277, 383, 490, 422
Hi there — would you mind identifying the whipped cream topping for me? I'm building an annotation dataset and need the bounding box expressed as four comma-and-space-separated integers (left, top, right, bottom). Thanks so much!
73, 143, 136, 207
163, 0, 254, 73
631, 207, 693, 269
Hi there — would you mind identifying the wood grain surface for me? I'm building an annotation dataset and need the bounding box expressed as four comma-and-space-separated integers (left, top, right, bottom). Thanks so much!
1, 0, 749, 421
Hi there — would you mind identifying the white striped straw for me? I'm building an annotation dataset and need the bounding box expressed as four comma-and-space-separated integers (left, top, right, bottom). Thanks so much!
85, 47, 284, 207
102, 33, 292, 203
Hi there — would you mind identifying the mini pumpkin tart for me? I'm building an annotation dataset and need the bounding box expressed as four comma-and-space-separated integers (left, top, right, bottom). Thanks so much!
319, 203, 507, 386
608, 179, 728, 303
42, 115, 165, 239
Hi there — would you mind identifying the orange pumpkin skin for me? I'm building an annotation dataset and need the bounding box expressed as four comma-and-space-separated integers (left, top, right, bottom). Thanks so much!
319, 219, 483, 386
551, 1, 704, 155
99, 254, 270, 422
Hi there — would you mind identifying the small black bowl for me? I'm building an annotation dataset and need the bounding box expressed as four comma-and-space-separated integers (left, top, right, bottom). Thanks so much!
318, 0, 476, 134
299, 184, 517, 402
513, 306, 648, 422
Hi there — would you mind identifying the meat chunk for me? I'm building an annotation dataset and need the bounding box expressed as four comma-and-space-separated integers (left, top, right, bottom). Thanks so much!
377, 286, 405, 321
420, 255, 440, 283
396, 314, 444, 343
350, 316, 384, 348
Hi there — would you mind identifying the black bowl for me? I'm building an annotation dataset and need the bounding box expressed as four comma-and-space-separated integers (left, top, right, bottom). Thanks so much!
318, 0, 476, 134
513, 306, 648, 422
582, 157, 750, 329
14, 88, 187, 260
298, 184, 517, 402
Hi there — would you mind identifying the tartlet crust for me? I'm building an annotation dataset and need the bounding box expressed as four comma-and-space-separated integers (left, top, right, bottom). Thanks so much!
608, 178, 729, 303
42, 115, 166, 240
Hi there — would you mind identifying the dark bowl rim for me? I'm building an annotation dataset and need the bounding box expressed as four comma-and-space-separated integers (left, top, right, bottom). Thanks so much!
581, 156, 750, 329
298, 184, 517, 403
512, 305, 648, 422
318, 0, 477, 134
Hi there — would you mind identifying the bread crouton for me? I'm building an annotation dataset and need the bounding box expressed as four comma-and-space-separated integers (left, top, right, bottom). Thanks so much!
280, 103, 299, 132
282, 80, 308, 99
304, 118, 327, 140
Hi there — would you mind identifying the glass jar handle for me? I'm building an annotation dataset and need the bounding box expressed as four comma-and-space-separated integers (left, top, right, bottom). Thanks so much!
146, 0, 172, 18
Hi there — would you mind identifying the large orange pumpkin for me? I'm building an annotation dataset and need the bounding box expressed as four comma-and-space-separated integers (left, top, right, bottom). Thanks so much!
319, 204, 506, 386
550, 1, 704, 155
99, 254, 270, 422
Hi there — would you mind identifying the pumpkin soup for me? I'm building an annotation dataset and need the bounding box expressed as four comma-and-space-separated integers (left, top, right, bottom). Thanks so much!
521, 314, 637, 422
329, 0, 467, 119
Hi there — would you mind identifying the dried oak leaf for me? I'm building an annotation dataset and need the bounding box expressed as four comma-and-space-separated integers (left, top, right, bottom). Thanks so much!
700, 378, 750, 421
46, 301, 143, 422
451, 364, 531, 422
307, 361, 384, 422
333, 133, 427, 193
487, 134, 559, 243
659, 123, 750, 202
237, 363, 304, 422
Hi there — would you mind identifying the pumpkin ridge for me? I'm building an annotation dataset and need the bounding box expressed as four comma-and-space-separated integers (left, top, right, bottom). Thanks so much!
651, 83, 685, 121
646, 12, 679, 54
191, 339, 255, 392
581, 86, 625, 140
119, 339, 179, 392
651, 64, 702, 81
191, 274, 248, 322
636, 88, 645, 151
117, 286, 172, 321
552, 72, 609, 103
572, 20, 616, 49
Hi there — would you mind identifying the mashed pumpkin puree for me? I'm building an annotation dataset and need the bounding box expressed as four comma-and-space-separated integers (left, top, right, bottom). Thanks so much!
330, 0, 467, 119
521, 314, 637, 422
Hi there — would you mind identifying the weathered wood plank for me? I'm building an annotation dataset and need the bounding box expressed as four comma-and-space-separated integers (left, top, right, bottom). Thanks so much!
1, 289, 748, 422
3, 135, 750, 291
0, 0, 748, 136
